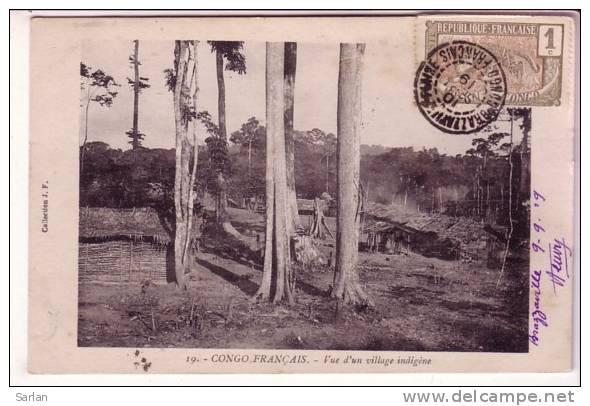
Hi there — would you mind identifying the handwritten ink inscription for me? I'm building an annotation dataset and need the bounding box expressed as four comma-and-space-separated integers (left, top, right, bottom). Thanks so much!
547, 237, 572, 293
528, 190, 573, 346
529, 270, 547, 346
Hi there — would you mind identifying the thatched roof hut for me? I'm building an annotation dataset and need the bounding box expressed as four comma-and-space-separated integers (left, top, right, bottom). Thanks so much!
79, 207, 200, 245
364, 203, 484, 240
363, 219, 421, 237
362, 202, 487, 260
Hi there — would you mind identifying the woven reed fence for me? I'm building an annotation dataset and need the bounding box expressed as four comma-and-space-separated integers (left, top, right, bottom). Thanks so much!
78, 206, 203, 283
78, 240, 168, 283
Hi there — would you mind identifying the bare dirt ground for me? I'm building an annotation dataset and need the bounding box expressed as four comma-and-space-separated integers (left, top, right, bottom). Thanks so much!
78, 208, 529, 352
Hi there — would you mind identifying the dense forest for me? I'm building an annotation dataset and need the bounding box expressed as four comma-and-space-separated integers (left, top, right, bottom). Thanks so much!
80, 112, 530, 236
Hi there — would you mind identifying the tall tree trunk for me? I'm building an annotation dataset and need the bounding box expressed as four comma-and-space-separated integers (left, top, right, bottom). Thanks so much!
214, 48, 229, 224
255, 42, 294, 304
173, 41, 188, 289
284, 42, 300, 235
132, 40, 140, 150
216, 49, 227, 140
332, 43, 370, 307
496, 114, 515, 287
172, 41, 199, 290
257, 115, 275, 299
184, 41, 200, 263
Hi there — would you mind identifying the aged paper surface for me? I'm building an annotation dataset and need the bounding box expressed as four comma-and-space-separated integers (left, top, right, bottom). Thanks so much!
28, 14, 576, 374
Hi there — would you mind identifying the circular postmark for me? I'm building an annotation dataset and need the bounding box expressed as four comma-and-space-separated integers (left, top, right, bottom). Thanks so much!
414, 40, 507, 135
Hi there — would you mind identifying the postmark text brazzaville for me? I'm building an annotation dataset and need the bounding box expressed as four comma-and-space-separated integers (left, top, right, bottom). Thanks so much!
414, 41, 507, 134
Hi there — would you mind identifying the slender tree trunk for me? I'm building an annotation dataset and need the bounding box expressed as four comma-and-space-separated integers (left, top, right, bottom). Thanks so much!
172, 40, 197, 290
284, 42, 300, 235
183, 41, 200, 263
496, 115, 515, 287
216, 49, 227, 140
255, 42, 294, 304
132, 40, 140, 149
215, 172, 228, 221
332, 43, 370, 307
173, 41, 187, 289
214, 48, 229, 224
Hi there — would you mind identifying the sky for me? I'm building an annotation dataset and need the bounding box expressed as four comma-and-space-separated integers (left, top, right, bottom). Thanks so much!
80, 40, 518, 156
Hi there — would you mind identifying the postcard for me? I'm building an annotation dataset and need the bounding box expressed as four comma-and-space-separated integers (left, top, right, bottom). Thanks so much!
27, 14, 577, 373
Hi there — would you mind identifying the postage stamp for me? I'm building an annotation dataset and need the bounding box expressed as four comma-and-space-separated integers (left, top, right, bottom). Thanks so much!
424, 21, 564, 106
414, 40, 507, 134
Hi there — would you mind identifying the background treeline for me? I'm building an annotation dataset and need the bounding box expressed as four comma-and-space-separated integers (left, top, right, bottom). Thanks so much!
80, 114, 529, 231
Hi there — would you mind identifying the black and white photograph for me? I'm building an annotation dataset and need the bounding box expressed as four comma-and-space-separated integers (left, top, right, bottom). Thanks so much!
77, 38, 532, 353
